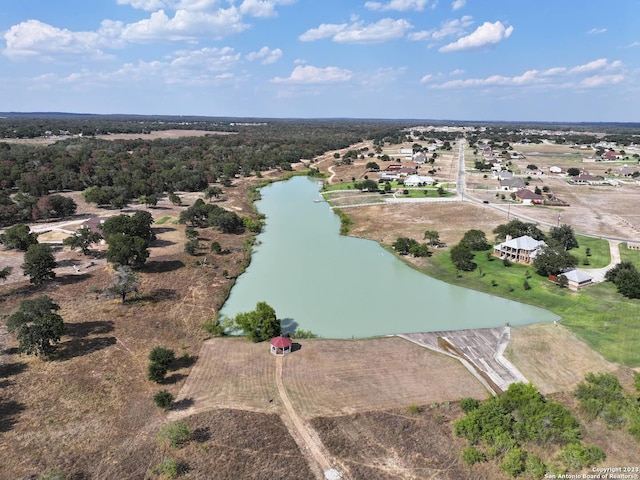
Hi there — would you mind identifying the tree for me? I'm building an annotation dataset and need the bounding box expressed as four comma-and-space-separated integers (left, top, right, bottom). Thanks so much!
460, 229, 491, 251
493, 220, 546, 242
409, 242, 430, 257
6, 295, 64, 357
365, 161, 380, 171
392, 237, 417, 255
566, 167, 581, 177
153, 390, 174, 410
0, 223, 39, 251
549, 224, 578, 251
149, 346, 176, 368
532, 245, 578, 277
0, 266, 11, 281
22, 243, 56, 285
203, 186, 222, 202
63, 226, 102, 255
233, 301, 281, 342
450, 244, 476, 271
423, 230, 440, 246
108, 265, 140, 303
106, 233, 149, 268
168, 193, 182, 205
148, 362, 168, 383
100, 211, 155, 244
139, 194, 158, 207
354, 179, 379, 192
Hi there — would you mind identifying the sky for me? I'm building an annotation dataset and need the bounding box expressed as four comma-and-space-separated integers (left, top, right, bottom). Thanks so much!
1, 0, 639, 122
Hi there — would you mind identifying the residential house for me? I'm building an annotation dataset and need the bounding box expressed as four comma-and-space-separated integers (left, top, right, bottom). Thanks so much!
572, 174, 606, 185
616, 166, 639, 177
412, 151, 427, 164
404, 174, 435, 186
558, 269, 594, 291
499, 178, 526, 191
601, 150, 623, 161
495, 170, 514, 180
514, 189, 544, 205
380, 172, 401, 182
494, 235, 547, 265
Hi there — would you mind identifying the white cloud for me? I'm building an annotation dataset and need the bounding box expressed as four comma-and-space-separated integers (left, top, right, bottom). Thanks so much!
430, 58, 624, 89
272, 65, 352, 84
419, 74, 432, 83
122, 8, 248, 41
300, 18, 412, 44
246, 46, 283, 64
3, 19, 124, 60
240, 0, 295, 18
30, 46, 242, 89
569, 58, 608, 74
299, 23, 349, 42
409, 15, 473, 42
450, 68, 464, 75
451, 0, 466, 11
581, 74, 624, 87
439, 20, 513, 52
625, 41, 640, 48
116, 0, 172, 11
587, 27, 607, 35
365, 0, 428, 12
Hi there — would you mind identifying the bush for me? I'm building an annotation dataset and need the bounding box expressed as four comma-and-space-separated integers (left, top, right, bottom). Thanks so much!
500, 447, 527, 477
459, 397, 480, 413
159, 421, 193, 448
149, 347, 176, 368
461, 446, 485, 466
41, 470, 67, 480
557, 443, 605, 470
148, 362, 168, 383
152, 457, 188, 478
154, 390, 174, 410
525, 455, 547, 479
203, 317, 225, 336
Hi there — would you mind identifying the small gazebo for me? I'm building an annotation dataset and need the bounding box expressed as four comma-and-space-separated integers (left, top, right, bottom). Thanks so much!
270, 335, 293, 356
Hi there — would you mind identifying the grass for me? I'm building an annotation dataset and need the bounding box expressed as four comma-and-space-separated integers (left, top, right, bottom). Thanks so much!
155, 216, 172, 225
619, 243, 640, 267
572, 235, 610, 268
427, 248, 640, 367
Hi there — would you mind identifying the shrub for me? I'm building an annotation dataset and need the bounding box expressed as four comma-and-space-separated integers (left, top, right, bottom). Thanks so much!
41, 470, 67, 480
525, 455, 547, 479
500, 447, 527, 477
203, 317, 225, 336
154, 390, 174, 410
152, 457, 188, 478
148, 362, 168, 383
459, 397, 480, 413
149, 347, 176, 368
461, 446, 485, 466
557, 443, 605, 470
159, 422, 193, 448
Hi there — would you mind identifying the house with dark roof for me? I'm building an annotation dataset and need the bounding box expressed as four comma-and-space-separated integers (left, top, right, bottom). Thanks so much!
572, 174, 606, 185
514, 189, 544, 205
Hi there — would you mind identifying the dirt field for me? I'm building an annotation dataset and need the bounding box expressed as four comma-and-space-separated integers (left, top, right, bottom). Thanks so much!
504, 323, 621, 394
170, 337, 489, 421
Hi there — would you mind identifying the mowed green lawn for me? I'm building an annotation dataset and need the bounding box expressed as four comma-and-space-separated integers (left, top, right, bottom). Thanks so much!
426, 237, 640, 367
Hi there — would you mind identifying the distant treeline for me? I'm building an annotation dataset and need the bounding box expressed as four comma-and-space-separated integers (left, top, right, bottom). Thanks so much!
0, 119, 412, 225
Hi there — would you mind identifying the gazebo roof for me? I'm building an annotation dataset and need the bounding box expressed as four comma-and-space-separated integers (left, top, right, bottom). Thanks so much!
270, 336, 292, 348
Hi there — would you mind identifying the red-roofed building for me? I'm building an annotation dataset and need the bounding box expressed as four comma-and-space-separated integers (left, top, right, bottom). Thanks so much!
270, 336, 292, 356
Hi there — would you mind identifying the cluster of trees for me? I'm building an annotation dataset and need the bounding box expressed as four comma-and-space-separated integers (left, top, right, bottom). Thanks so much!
230, 301, 281, 342
575, 372, 640, 440
450, 230, 491, 271
605, 262, 640, 299
179, 199, 245, 234
455, 382, 604, 477
0, 119, 411, 211
100, 211, 154, 268
391, 237, 430, 257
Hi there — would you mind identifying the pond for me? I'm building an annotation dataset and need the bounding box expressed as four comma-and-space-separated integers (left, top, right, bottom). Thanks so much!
219, 176, 559, 338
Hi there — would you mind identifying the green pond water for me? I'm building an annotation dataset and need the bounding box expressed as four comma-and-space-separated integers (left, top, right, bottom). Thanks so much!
220, 176, 559, 338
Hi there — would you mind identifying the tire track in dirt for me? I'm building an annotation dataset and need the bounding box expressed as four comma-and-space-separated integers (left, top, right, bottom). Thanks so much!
275, 355, 346, 480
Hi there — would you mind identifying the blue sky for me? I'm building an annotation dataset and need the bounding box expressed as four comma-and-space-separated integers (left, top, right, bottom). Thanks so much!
1, 0, 638, 121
